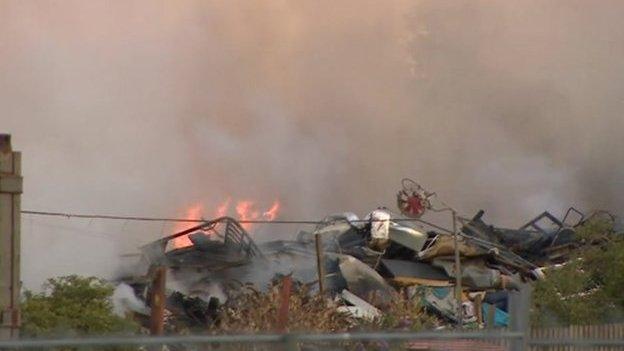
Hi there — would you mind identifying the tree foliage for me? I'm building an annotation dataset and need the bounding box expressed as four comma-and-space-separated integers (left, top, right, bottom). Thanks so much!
531, 216, 624, 326
22, 275, 137, 337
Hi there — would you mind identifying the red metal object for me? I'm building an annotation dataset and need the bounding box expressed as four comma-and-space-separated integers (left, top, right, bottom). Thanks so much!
276, 275, 292, 332
398, 191, 428, 218
406, 193, 426, 217
397, 178, 432, 218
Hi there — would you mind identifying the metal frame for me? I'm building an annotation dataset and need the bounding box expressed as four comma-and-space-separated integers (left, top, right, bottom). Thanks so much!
141, 216, 264, 263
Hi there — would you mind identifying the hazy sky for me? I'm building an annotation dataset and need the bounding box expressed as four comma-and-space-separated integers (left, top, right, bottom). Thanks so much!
2, 1, 623, 288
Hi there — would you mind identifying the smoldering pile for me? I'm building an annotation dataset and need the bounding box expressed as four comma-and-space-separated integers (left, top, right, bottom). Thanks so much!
117, 187, 599, 334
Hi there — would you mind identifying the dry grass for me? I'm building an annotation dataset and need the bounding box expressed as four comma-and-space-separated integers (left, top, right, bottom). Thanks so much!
211, 278, 353, 333
208, 276, 437, 334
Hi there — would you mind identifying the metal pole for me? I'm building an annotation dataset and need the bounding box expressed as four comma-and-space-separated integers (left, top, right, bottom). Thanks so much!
150, 267, 166, 336
314, 234, 325, 295
0, 134, 21, 339
452, 210, 463, 327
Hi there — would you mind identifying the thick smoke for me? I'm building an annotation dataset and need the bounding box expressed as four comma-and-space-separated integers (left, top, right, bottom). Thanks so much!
1, 1, 623, 288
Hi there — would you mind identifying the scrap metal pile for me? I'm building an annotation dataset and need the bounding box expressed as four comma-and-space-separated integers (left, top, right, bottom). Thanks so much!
120, 181, 589, 333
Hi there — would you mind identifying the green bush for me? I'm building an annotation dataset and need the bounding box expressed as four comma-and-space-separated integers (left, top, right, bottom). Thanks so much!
531, 217, 624, 326
22, 275, 138, 337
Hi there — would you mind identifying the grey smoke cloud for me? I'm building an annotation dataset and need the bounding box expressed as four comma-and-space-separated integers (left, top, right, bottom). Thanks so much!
1, 1, 623, 288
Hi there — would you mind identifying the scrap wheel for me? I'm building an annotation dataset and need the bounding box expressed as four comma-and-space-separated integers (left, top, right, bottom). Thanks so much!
396, 178, 433, 218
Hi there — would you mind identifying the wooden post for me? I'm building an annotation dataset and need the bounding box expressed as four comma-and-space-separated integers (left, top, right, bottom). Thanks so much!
314, 234, 325, 295
276, 275, 292, 333
487, 303, 495, 327
474, 294, 483, 326
0, 134, 21, 339
452, 210, 463, 327
509, 284, 531, 351
150, 266, 166, 336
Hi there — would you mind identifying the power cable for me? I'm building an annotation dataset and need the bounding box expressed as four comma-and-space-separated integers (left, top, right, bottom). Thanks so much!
20, 209, 453, 232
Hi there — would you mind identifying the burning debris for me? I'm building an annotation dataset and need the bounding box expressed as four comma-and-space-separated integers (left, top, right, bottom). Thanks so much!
172, 199, 281, 248
119, 180, 593, 334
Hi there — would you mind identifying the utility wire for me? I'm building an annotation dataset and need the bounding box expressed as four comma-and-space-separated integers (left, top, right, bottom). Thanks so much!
21, 210, 318, 224
20, 209, 453, 232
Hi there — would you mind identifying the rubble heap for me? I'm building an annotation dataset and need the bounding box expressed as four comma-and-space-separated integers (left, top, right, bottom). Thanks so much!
120, 194, 592, 333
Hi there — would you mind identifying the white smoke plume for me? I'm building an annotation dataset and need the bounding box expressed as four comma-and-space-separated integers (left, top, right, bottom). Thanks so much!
2, 1, 623, 288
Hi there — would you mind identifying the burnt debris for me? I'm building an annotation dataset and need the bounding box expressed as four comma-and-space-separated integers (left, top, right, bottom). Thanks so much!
119, 202, 588, 333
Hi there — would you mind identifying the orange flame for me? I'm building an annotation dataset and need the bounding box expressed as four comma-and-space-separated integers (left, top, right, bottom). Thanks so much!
263, 201, 280, 221
171, 199, 281, 248
233, 200, 281, 230
235, 200, 258, 230
215, 197, 231, 217
172, 203, 204, 249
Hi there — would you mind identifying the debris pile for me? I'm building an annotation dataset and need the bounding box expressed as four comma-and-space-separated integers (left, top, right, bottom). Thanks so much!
119, 181, 593, 333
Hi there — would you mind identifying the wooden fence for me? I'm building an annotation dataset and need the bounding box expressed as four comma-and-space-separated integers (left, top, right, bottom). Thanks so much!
528, 323, 624, 351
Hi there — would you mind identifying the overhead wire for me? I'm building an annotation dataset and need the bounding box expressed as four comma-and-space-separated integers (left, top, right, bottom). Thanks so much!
20, 209, 454, 232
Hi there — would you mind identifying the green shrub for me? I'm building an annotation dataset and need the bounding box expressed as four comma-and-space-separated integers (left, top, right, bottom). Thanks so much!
22, 275, 137, 337
531, 218, 624, 326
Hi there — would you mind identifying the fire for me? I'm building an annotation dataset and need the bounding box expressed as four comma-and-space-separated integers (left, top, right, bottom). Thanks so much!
263, 201, 280, 221
234, 199, 280, 230
216, 197, 231, 217
235, 201, 258, 225
172, 203, 204, 249
171, 199, 281, 248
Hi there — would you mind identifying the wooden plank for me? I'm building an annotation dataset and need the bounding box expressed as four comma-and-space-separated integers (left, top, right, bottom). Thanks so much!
590, 324, 594, 351
544, 327, 550, 351
532, 327, 537, 351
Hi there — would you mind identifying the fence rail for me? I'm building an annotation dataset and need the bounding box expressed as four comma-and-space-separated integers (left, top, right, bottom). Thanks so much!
529, 323, 624, 351
0, 327, 623, 350
0, 331, 522, 349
